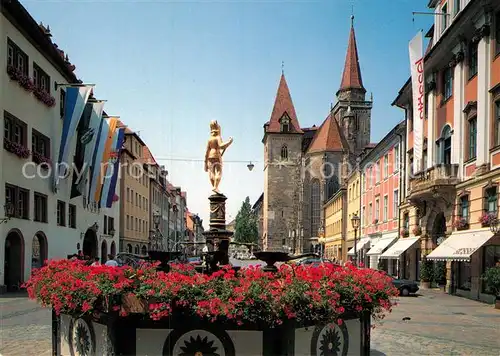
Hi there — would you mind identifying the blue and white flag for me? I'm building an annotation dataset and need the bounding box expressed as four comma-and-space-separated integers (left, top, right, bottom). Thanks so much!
53, 86, 92, 192
76, 101, 105, 195
101, 128, 125, 208
88, 117, 112, 205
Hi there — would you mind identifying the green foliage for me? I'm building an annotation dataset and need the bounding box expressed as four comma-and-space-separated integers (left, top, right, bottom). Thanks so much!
433, 261, 446, 284
420, 259, 434, 282
482, 267, 500, 296
234, 196, 259, 244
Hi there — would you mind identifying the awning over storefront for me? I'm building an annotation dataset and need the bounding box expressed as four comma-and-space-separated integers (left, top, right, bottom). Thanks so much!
380, 237, 420, 259
367, 233, 398, 256
426, 229, 494, 262
347, 237, 371, 256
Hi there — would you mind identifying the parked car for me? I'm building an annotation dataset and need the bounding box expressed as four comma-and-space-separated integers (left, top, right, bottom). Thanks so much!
296, 258, 341, 268
392, 278, 419, 296
187, 256, 202, 266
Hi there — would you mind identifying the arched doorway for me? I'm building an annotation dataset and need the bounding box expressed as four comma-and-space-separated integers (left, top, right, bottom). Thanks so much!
82, 229, 98, 258
31, 232, 48, 270
127, 244, 132, 253
101, 240, 108, 264
110, 241, 116, 256
4, 230, 24, 291
134, 245, 140, 254
432, 212, 447, 246
141, 245, 147, 255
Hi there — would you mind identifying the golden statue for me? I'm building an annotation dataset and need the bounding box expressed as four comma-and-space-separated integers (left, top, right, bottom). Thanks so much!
204, 120, 233, 193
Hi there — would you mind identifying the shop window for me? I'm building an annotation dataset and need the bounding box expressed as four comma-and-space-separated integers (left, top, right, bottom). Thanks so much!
457, 262, 471, 291
482, 245, 500, 293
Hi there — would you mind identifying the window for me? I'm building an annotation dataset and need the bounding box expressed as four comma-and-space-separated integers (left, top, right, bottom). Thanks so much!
423, 149, 428, 170
126, 215, 130, 230
135, 217, 138, 231
60, 89, 66, 118
409, 155, 414, 176
127, 188, 130, 202
403, 213, 410, 230
310, 180, 321, 236
32, 129, 50, 160
375, 199, 380, 222
482, 245, 500, 293
459, 195, 469, 220
69, 204, 76, 228
384, 154, 389, 178
495, 100, 500, 147
443, 67, 453, 101
5, 184, 29, 219
438, 125, 452, 164
57, 201, 66, 226
281, 145, 288, 160
135, 192, 138, 206
496, 11, 500, 56
33, 63, 50, 93
468, 117, 477, 160
394, 144, 400, 172
484, 187, 498, 214
4, 111, 27, 147
383, 196, 388, 222
453, 0, 460, 16
468, 41, 478, 79
7, 38, 28, 75
368, 203, 372, 223
34, 192, 47, 223
408, 106, 413, 132
375, 161, 380, 182
280, 115, 290, 133
441, 4, 448, 33
393, 190, 399, 219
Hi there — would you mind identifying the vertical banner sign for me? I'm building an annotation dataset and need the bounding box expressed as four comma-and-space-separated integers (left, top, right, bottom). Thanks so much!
53, 86, 92, 192
88, 117, 111, 205
76, 101, 105, 196
409, 31, 425, 174
102, 128, 125, 208
94, 117, 118, 204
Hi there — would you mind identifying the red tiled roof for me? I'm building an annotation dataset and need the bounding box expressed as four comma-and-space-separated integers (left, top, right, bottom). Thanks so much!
307, 113, 346, 154
339, 21, 364, 92
265, 74, 303, 134
142, 146, 158, 165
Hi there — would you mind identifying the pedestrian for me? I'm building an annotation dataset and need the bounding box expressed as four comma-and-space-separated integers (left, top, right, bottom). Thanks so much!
90, 257, 100, 267
105, 254, 119, 267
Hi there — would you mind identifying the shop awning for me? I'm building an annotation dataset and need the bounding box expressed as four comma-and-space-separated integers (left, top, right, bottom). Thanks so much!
367, 233, 398, 256
347, 237, 371, 256
426, 229, 494, 262
380, 237, 420, 259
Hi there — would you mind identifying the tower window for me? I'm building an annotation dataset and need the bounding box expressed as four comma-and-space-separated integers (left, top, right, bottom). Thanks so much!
281, 145, 288, 160
280, 114, 290, 133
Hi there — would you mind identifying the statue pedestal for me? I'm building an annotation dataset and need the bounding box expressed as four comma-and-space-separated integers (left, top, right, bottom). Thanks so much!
202, 193, 233, 268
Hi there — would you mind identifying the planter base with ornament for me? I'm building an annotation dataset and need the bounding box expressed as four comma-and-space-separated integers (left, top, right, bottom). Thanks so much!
53, 309, 370, 356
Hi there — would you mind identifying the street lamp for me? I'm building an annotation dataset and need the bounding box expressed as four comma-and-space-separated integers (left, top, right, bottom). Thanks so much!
490, 218, 500, 235
247, 162, 255, 171
317, 223, 325, 258
351, 214, 361, 266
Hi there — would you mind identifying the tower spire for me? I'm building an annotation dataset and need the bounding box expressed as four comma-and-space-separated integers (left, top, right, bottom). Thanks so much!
338, 15, 365, 93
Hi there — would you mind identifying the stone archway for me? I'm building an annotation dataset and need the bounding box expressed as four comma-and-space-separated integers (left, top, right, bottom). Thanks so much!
431, 212, 447, 246
110, 241, 116, 256
32, 232, 48, 270
4, 229, 24, 291
101, 240, 108, 264
82, 229, 98, 258
127, 244, 132, 253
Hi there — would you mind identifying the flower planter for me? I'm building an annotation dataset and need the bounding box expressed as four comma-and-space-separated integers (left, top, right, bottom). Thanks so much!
420, 281, 431, 289
54, 310, 371, 356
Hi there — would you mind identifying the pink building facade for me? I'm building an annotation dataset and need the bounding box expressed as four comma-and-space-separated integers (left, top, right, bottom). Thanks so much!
359, 122, 405, 272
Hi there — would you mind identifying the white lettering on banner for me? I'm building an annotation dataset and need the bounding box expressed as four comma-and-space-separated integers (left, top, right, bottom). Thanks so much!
453, 247, 477, 255
409, 31, 425, 174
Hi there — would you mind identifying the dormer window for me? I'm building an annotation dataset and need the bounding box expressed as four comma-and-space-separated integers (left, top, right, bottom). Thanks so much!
280, 114, 290, 133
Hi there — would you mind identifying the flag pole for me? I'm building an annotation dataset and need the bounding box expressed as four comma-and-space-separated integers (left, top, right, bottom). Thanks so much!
54, 82, 96, 91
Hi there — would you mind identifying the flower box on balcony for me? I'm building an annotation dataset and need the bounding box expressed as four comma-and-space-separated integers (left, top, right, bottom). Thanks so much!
6, 65, 35, 92
452, 217, 469, 231
26, 260, 397, 356
32, 151, 51, 168
33, 87, 56, 107
412, 226, 422, 236
400, 228, 409, 237
479, 212, 496, 227
3, 139, 30, 159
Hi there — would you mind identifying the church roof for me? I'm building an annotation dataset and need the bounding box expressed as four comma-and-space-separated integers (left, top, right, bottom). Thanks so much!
339, 17, 364, 92
307, 112, 346, 154
265, 73, 303, 134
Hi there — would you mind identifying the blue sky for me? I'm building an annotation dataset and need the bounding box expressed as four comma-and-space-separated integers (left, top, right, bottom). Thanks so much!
22, 0, 432, 225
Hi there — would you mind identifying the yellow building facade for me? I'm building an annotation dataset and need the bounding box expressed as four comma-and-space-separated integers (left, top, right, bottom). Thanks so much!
323, 189, 345, 261
345, 170, 361, 262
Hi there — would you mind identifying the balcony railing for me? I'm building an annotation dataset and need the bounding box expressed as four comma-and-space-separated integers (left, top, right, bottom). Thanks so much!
409, 164, 459, 194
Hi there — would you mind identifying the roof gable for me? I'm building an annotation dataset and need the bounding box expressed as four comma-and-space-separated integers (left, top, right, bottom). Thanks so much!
265, 74, 303, 134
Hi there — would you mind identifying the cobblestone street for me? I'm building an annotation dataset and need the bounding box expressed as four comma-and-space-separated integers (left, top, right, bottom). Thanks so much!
1, 290, 499, 355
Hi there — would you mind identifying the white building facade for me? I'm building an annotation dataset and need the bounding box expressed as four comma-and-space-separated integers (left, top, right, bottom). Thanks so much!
0, 0, 120, 291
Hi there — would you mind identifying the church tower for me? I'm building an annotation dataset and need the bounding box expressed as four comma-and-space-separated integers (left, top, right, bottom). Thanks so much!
333, 15, 372, 155
262, 73, 304, 251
